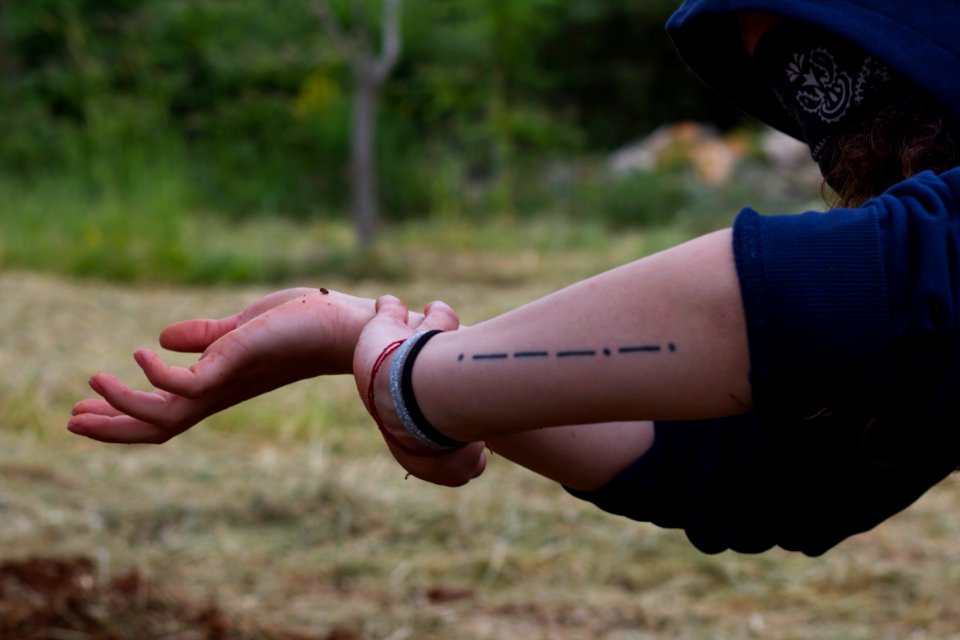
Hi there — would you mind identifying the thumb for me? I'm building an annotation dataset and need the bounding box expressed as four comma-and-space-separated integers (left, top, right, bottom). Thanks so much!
417, 300, 460, 332
159, 316, 240, 353
354, 296, 409, 404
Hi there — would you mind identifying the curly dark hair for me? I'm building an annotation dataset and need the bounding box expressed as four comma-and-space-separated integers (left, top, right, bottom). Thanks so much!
823, 95, 960, 207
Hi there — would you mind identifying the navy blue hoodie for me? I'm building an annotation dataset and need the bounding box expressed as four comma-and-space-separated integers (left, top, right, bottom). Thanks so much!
568, 1, 960, 555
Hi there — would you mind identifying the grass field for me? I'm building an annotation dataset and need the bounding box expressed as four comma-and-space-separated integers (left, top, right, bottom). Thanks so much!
3, 246, 960, 638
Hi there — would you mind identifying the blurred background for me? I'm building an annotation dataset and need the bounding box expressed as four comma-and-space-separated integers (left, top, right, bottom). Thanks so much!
6, 2, 956, 640
0, 0, 820, 283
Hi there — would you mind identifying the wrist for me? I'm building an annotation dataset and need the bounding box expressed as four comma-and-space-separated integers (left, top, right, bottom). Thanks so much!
411, 329, 475, 441
366, 331, 468, 455
390, 330, 467, 450
365, 337, 451, 457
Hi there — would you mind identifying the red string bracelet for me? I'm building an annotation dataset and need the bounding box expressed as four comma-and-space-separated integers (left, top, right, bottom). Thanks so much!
367, 339, 444, 458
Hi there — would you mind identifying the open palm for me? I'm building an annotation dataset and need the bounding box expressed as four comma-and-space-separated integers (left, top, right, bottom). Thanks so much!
68, 288, 378, 444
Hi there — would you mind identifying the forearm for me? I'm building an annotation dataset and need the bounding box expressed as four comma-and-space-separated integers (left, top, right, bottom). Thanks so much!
413, 229, 751, 441
486, 421, 655, 492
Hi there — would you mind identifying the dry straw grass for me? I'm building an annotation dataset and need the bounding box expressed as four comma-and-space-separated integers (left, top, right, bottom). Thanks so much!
2, 270, 960, 639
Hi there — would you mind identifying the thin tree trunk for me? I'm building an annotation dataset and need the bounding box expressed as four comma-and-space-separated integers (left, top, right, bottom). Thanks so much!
352, 72, 379, 248
313, 0, 401, 247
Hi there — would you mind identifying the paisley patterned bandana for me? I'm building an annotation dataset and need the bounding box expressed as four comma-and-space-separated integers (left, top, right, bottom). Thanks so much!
753, 21, 902, 176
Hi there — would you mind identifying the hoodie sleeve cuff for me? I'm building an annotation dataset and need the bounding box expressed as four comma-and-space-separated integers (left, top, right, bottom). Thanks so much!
733, 206, 892, 416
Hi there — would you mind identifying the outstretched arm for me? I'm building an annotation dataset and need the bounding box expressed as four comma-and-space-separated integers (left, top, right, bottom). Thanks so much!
356, 229, 750, 486
70, 229, 748, 494
67, 283, 651, 490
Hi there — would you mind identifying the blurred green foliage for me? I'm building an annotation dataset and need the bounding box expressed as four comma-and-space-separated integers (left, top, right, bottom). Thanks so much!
0, 0, 741, 222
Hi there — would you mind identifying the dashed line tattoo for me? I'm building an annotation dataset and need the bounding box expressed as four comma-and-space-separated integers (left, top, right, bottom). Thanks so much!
473, 353, 509, 361
458, 342, 677, 363
514, 351, 550, 359
618, 345, 661, 354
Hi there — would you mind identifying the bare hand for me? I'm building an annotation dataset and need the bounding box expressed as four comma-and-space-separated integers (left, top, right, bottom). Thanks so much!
69, 288, 378, 444
354, 296, 487, 487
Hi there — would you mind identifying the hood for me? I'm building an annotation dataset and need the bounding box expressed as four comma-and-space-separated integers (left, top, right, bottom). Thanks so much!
667, 0, 960, 142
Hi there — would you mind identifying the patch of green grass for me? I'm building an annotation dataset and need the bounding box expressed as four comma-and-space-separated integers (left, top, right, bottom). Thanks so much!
0, 171, 352, 284
0, 150, 823, 287
0, 170, 697, 289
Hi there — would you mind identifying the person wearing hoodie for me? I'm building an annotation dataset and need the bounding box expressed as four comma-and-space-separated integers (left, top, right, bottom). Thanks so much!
70, 1, 960, 556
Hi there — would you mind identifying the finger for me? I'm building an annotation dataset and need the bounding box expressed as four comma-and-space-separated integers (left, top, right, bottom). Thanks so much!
374, 295, 409, 321
407, 312, 427, 330
158, 288, 319, 352
418, 301, 460, 332
366, 295, 412, 333
418, 444, 486, 487
67, 412, 173, 444
159, 316, 240, 353
387, 442, 487, 487
354, 296, 413, 392
71, 398, 124, 417
88, 373, 189, 428
134, 349, 211, 399
470, 445, 488, 479
448, 444, 487, 483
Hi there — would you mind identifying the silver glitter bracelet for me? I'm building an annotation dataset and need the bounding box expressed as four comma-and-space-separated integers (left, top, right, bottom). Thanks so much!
388, 330, 465, 450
